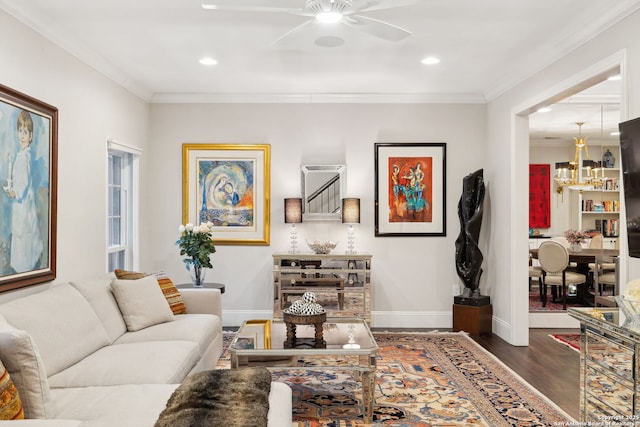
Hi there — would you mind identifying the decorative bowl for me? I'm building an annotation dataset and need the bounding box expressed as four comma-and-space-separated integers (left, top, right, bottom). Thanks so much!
306, 239, 338, 254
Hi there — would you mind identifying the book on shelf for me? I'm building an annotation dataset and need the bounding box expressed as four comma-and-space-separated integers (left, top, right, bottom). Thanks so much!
595, 219, 619, 237
581, 199, 620, 212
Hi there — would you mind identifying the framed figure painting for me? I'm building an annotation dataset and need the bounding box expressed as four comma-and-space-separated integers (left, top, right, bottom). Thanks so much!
182, 143, 270, 245
375, 142, 446, 237
0, 84, 58, 291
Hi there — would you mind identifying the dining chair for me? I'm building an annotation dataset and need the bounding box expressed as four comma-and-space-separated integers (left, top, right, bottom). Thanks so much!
551, 236, 578, 268
537, 240, 587, 310
529, 264, 543, 292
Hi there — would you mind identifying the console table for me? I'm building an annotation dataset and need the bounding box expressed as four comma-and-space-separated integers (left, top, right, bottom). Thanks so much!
272, 253, 372, 322
568, 307, 640, 421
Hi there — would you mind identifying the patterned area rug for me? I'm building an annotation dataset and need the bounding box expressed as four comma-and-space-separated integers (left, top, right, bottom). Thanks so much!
220, 331, 574, 426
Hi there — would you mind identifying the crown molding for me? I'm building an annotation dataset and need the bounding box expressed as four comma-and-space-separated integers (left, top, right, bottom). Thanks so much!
149, 92, 486, 104
483, 0, 640, 102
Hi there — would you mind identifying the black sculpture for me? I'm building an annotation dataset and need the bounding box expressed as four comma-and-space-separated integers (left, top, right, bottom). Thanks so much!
454, 169, 487, 305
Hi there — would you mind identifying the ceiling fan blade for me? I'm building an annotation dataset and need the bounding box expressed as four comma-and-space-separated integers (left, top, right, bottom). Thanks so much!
342, 14, 411, 42
201, 2, 306, 15
271, 19, 314, 45
349, 0, 420, 14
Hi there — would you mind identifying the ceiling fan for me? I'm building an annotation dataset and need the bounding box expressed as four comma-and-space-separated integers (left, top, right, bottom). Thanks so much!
201, 0, 417, 44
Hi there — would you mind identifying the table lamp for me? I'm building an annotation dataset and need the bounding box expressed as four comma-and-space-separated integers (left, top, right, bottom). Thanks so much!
342, 198, 360, 255
284, 198, 302, 254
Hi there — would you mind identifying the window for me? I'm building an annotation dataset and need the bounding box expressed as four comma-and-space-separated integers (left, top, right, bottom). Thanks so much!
107, 140, 140, 272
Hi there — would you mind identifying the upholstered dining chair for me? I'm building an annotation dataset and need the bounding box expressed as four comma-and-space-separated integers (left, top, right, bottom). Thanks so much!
588, 234, 617, 273
551, 236, 577, 268
529, 264, 543, 292
537, 240, 587, 310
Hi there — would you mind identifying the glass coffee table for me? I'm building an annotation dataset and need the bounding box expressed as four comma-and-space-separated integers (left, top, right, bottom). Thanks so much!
229, 318, 378, 423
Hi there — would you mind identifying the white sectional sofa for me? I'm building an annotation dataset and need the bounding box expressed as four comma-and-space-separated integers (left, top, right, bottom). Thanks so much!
0, 273, 292, 427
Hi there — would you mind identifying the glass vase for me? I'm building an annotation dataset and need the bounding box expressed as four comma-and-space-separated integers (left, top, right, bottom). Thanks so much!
570, 243, 582, 252
189, 264, 207, 288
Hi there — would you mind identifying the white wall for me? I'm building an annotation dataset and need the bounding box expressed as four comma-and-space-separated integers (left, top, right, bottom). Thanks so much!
487, 9, 640, 343
146, 103, 487, 327
0, 10, 149, 299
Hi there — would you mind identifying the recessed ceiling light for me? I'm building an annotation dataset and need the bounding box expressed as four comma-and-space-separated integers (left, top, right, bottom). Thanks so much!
537, 107, 552, 113
316, 12, 343, 23
611, 131, 621, 136
421, 56, 440, 65
608, 75, 621, 81
199, 57, 218, 66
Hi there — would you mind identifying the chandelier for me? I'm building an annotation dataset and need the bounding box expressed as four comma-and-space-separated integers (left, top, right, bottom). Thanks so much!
554, 122, 605, 193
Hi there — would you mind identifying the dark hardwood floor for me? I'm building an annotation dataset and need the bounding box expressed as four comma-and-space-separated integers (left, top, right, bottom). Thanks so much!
472, 328, 580, 420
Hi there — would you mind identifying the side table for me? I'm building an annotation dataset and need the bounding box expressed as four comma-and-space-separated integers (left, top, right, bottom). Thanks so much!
176, 282, 225, 294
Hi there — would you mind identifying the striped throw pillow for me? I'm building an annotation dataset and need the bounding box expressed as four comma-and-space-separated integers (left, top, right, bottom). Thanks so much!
0, 359, 24, 420
114, 269, 187, 315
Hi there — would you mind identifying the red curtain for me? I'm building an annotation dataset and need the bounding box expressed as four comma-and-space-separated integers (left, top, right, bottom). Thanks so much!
529, 164, 550, 228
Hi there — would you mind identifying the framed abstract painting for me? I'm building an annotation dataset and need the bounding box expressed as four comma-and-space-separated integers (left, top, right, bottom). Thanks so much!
0, 84, 58, 291
375, 142, 446, 237
182, 143, 270, 245
529, 164, 550, 228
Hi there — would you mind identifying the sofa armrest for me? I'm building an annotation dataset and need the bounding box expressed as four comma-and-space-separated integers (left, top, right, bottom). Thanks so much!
179, 288, 222, 317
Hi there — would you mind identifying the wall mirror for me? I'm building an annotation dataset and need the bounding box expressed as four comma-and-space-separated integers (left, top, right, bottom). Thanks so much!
301, 165, 346, 221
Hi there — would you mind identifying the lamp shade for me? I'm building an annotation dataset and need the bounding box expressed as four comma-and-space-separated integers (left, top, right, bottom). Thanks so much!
284, 198, 302, 223
342, 198, 360, 224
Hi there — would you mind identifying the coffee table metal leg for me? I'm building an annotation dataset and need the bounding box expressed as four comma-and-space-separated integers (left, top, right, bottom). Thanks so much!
362, 370, 375, 424
230, 353, 238, 369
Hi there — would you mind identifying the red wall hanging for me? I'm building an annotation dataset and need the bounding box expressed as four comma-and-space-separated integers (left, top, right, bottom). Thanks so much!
529, 164, 550, 228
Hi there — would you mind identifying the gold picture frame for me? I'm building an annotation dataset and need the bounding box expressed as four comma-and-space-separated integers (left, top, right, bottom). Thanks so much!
182, 143, 270, 245
244, 319, 271, 349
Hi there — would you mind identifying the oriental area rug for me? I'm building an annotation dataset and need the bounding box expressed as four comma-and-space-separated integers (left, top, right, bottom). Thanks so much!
219, 331, 574, 426
548, 333, 581, 352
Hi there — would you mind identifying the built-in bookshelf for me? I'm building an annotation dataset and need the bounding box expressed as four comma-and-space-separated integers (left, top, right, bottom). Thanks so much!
569, 145, 621, 247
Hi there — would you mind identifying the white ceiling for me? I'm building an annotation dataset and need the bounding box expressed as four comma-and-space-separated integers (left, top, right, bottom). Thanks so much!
2, 0, 640, 104
529, 78, 622, 145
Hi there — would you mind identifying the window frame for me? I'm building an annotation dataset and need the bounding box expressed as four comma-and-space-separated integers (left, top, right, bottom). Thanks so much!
106, 139, 141, 272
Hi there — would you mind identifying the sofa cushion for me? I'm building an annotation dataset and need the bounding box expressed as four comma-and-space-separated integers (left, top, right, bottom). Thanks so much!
70, 273, 127, 343
47, 341, 200, 388
113, 313, 219, 355
0, 283, 110, 377
114, 269, 187, 315
0, 322, 51, 419
110, 276, 175, 332
50, 384, 177, 427
0, 358, 24, 420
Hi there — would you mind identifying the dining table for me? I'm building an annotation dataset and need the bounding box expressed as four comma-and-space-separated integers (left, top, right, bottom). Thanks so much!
529, 247, 619, 306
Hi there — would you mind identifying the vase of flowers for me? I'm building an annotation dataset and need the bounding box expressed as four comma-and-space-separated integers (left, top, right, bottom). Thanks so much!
176, 222, 216, 287
564, 229, 589, 252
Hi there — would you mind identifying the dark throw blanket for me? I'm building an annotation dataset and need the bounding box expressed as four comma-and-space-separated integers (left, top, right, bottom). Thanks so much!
154, 367, 272, 427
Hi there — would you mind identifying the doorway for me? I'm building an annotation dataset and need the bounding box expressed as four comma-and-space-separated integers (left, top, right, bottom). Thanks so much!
527, 69, 622, 327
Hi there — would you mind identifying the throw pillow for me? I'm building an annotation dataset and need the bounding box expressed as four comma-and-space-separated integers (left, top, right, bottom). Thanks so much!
110, 276, 175, 332
0, 322, 51, 419
114, 269, 187, 315
0, 358, 24, 420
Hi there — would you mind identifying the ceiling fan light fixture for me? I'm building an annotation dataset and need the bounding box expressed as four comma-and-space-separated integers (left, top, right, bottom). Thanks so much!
316, 11, 343, 23
307, 0, 351, 23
